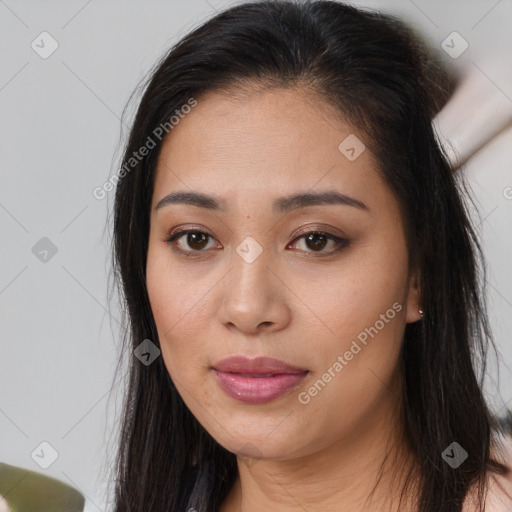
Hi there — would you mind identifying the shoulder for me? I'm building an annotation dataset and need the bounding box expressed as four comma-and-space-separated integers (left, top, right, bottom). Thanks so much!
462, 433, 512, 512
483, 434, 512, 512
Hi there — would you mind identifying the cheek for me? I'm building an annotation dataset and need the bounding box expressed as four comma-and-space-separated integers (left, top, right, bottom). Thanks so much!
146, 247, 211, 377
295, 304, 405, 451
290, 245, 408, 422
146, 241, 214, 329
290, 241, 408, 351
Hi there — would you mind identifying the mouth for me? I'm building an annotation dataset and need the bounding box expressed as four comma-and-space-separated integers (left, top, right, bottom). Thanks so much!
211, 356, 309, 404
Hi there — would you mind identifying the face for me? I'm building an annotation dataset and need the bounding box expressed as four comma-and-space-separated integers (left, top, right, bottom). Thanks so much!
146, 86, 421, 462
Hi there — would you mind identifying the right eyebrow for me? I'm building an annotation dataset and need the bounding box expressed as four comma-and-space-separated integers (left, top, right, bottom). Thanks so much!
155, 191, 227, 212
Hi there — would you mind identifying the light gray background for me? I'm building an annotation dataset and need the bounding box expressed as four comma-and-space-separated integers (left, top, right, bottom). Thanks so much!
1, 1, 511, 510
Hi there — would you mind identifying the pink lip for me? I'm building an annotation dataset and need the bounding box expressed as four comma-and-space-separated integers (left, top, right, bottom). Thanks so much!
212, 356, 309, 404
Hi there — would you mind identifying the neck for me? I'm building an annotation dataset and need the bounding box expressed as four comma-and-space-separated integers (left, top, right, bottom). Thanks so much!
221, 381, 420, 512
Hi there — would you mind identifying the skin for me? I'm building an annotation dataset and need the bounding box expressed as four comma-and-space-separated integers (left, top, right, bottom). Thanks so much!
146, 85, 425, 511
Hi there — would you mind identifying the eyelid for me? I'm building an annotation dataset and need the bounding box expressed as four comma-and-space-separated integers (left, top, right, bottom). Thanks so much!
165, 224, 212, 239
290, 224, 347, 241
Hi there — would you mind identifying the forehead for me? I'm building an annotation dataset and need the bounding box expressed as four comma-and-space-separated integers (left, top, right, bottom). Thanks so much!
152, 86, 391, 214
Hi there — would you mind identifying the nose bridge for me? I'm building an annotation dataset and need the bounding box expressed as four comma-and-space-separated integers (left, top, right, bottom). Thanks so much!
217, 234, 289, 333
230, 234, 272, 299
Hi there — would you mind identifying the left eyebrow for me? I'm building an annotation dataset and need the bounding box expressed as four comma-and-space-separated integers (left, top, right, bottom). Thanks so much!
272, 190, 369, 213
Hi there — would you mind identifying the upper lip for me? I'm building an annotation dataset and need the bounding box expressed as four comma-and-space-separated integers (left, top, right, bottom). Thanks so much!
212, 356, 308, 374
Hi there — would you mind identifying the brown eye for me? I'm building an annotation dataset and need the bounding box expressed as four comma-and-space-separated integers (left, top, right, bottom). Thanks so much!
304, 232, 328, 251
165, 229, 219, 257
186, 232, 209, 250
288, 231, 348, 256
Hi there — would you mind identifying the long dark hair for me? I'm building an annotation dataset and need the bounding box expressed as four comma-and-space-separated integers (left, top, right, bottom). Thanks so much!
109, 1, 510, 510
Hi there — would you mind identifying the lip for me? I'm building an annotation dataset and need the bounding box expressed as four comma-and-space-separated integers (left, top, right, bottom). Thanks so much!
212, 356, 309, 404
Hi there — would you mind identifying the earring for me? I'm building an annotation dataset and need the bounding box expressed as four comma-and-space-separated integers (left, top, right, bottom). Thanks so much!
418, 307, 424, 318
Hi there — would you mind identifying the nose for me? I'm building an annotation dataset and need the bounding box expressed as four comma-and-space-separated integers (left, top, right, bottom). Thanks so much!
216, 241, 292, 336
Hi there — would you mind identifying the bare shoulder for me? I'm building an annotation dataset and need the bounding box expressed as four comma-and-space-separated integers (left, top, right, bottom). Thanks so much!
462, 434, 512, 512
482, 434, 512, 512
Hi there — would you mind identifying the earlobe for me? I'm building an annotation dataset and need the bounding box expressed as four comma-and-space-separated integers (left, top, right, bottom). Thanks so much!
405, 269, 424, 324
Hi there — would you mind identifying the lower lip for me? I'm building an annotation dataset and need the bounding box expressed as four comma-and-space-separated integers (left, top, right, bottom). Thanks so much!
213, 370, 309, 404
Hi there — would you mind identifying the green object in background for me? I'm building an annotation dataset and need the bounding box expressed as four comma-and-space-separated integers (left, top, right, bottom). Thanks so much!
0, 462, 85, 512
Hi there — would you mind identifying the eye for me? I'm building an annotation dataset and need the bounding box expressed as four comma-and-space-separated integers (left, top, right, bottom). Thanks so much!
287, 230, 349, 256
165, 229, 220, 258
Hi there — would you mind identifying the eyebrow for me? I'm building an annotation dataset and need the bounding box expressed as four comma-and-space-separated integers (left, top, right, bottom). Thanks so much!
155, 190, 369, 213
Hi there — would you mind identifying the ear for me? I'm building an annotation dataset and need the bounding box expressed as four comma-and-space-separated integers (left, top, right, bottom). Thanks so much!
405, 267, 423, 324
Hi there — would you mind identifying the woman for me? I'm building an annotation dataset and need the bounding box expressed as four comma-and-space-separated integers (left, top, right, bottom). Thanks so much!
109, 1, 512, 510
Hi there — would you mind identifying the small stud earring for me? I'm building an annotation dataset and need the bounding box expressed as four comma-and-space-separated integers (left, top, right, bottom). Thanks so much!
418, 307, 424, 318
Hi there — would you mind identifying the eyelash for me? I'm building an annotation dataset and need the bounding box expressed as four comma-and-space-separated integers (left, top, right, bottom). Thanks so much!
164, 228, 349, 258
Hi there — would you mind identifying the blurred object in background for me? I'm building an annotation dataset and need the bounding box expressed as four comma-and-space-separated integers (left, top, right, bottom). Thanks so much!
434, 54, 512, 170
0, 462, 84, 512
0, 494, 12, 512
